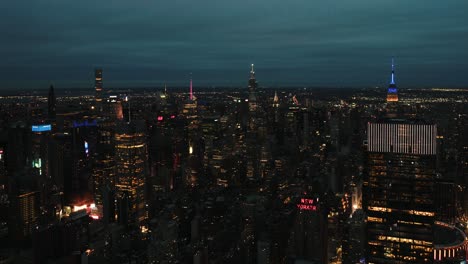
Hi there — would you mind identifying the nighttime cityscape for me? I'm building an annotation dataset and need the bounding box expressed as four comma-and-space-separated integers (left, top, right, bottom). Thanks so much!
1, 1, 468, 264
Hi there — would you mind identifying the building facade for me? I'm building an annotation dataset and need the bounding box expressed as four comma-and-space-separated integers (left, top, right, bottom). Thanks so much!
364, 120, 437, 263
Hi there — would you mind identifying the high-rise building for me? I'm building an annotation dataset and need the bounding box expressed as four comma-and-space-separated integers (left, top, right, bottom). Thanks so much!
290, 196, 328, 263
8, 191, 40, 242
49, 132, 73, 204
273, 91, 279, 108
93, 118, 115, 207
115, 121, 148, 225
248, 64, 258, 112
104, 95, 124, 120
95, 69, 103, 112
183, 76, 198, 120
31, 123, 52, 178
364, 120, 437, 263
386, 59, 399, 103
48, 84, 56, 120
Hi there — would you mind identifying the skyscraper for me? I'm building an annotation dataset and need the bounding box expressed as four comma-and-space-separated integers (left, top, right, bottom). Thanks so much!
95, 69, 103, 112
364, 120, 437, 263
93, 118, 115, 207
248, 64, 258, 112
386, 59, 399, 103
183, 76, 198, 120
9, 191, 40, 243
115, 121, 148, 225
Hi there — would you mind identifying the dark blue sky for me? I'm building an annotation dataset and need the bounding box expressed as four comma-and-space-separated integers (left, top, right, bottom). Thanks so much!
1, 0, 467, 89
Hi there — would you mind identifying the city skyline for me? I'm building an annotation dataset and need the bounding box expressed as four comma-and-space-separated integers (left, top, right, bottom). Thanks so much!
1, 1, 468, 89
1, 1, 468, 263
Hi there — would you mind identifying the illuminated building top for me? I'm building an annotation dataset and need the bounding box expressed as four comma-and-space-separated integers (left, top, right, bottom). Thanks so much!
386, 58, 399, 102
273, 91, 279, 107
367, 121, 437, 155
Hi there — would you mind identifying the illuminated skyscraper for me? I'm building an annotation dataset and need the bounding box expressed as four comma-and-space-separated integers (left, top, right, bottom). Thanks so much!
183, 75, 198, 120
364, 120, 437, 263
31, 124, 52, 178
9, 191, 40, 242
115, 121, 148, 225
273, 91, 279, 108
95, 69, 103, 111
248, 64, 258, 112
386, 59, 399, 103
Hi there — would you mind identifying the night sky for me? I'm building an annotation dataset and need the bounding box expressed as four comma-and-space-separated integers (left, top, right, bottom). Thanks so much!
1, 0, 468, 89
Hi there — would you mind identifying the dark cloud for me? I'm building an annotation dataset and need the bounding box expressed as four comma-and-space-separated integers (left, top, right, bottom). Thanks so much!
0, 0, 467, 89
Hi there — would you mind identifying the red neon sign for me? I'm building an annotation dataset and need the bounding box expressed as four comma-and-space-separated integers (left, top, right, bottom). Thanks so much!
297, 198, 317, 211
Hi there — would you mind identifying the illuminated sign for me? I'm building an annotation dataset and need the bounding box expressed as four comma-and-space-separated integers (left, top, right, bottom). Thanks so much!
297, 198, 318, 211
388, 88, 397, 93
157, 116, 164, 121
73, 120, 97, 128
32, 124, 51, 132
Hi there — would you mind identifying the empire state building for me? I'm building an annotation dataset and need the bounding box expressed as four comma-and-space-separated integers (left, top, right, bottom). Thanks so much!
386, 59, 399, 103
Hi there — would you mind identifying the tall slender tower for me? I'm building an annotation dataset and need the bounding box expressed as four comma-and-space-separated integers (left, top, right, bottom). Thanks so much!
48, 84, 56, 119
386, 59, 398, 103
95, 69, 103, 111
364, 120, 437, 263
248, 64, 258, 112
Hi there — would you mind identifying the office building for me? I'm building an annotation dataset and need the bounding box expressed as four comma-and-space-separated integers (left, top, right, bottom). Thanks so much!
364, 120, 437, 263
9, 191, 40, 242
115, 121, 148, 225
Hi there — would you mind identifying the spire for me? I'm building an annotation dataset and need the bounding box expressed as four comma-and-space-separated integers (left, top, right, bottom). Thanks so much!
273, 90, 279, 107
390, 58, 395, 85
189, 73, 193, 101
250, 64, 255, 79
386, 58, 399, 103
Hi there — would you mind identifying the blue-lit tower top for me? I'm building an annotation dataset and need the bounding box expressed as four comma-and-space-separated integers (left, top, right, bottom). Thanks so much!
386, 58, 398, 102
